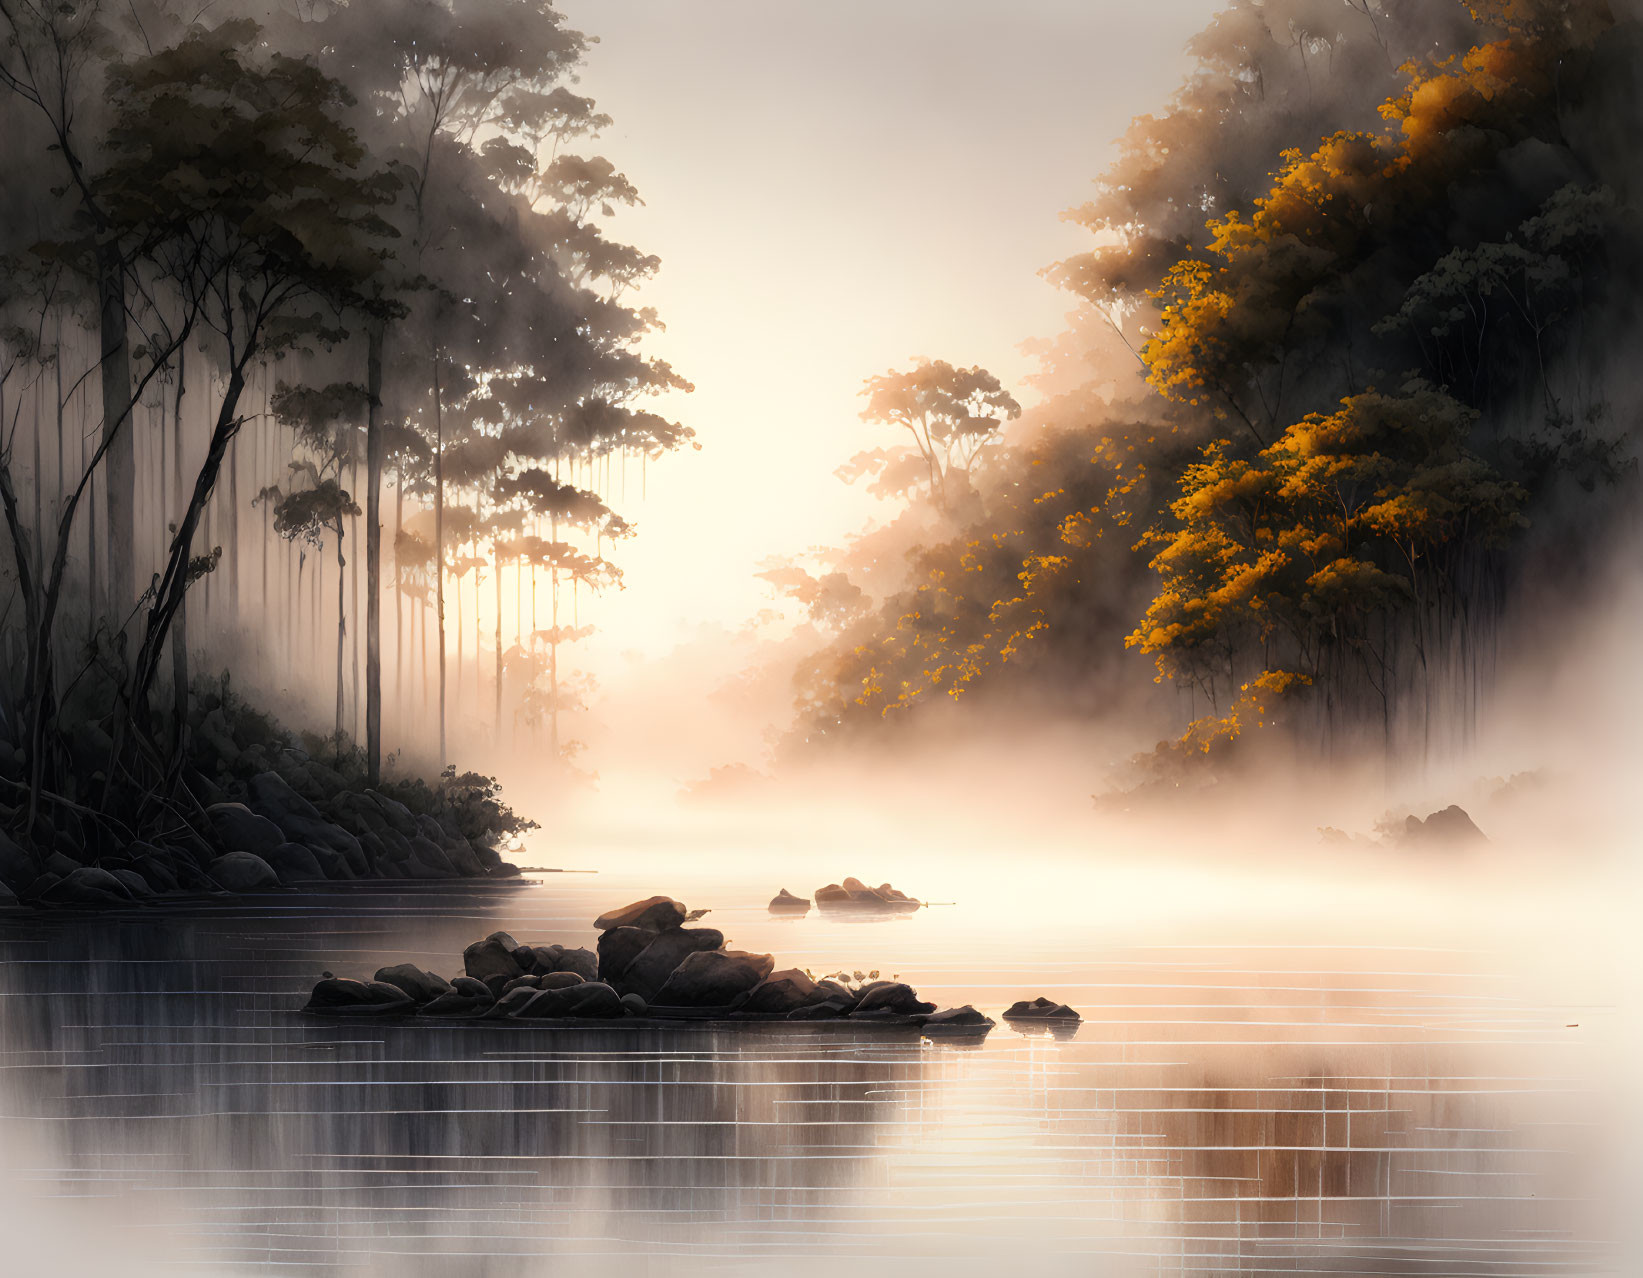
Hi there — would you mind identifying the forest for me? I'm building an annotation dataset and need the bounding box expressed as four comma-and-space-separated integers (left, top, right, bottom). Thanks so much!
0, 0, 691, 892
774, 0, 1642, 798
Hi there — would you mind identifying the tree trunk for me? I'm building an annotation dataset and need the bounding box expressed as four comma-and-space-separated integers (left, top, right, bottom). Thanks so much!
96, 248, 135, 630
432, 350, 447, 766
494, 544, 502, 742
365, 321, 384, 784
170, 344, 188, 762
549, 564, 560, 760
335, 529, 346, 742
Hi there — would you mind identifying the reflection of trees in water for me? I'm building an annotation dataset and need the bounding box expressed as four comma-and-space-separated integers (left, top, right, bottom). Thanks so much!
1057, 1043, 1590, 1273
0, 917, 927, 1271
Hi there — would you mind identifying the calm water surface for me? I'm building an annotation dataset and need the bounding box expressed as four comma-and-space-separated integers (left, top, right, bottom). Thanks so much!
0, 846, 1620, 1276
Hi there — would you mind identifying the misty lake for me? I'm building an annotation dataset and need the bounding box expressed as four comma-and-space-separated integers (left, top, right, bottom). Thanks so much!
0, 844, 1620, 1276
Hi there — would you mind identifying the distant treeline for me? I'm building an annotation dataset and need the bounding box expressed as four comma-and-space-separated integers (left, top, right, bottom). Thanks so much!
780, 0, 1641, 786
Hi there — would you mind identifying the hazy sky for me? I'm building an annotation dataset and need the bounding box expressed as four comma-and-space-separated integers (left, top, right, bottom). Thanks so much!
558, 0, 1225, 660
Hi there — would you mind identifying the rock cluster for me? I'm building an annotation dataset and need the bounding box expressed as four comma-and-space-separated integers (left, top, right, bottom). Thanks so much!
813, 877, 921, 914
302, 895, 994, 1033
0, 763, 514, 909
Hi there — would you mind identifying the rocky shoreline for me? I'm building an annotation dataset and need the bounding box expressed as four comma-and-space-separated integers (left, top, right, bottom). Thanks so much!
0, 762, 518, 909
304, 894, 1025, 1034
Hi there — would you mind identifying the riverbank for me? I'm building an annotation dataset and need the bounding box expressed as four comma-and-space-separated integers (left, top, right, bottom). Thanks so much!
0, 684, 525, 908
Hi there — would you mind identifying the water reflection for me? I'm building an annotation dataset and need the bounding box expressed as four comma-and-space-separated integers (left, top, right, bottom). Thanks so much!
0, 876, 1614, 1276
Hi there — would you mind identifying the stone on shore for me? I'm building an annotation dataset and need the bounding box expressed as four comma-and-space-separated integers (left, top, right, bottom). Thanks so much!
41, 866, 134, 907
210, 852, 281, 892
374, 963, 454, 1004
619, 927, 727, 1001
597, 926, 654, 984
262, 842, 328, 883
740, 969, 824, 1015
852, 982, 936, 1017
462, 937, 524, 994
511, 980, 624, 1020
652, 949, 774, 1007
304, 977, 412, 1014
922, 1005, 993, 1030
205, 802, 286, 858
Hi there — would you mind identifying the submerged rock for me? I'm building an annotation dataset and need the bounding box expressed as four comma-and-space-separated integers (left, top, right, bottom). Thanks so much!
594, 896, 687, 934
1003, 997, 1082, 1022
922, 1005, 993, 1031
814, 877, 921, 914
768, 888, 810, 914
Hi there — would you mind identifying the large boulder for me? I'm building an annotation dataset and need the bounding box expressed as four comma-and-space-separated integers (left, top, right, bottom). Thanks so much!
209, 852, 281, 893
40, 866, 133, 907
596, 926, 653, 984
205, 803, 286, 858
851, 982, 935, 1017
619, 927, 726, 1001
463, 937, 524, 994
374, 963, 453, 1004
768, 888, 810, 914
245, 771, 368, 876
652, 949, 773, 1008
741, 969, 826, 1015
594, 896, 687, 934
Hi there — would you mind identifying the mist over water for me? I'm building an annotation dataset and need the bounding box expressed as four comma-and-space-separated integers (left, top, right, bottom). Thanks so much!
0, 845, 1627, 1276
